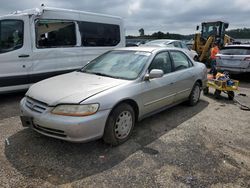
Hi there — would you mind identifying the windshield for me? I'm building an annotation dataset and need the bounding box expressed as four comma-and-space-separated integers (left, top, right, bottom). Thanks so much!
0, 20, 24, 54
81, 50, 151, 80
201, 23, 220, 39
220, 47, 250, 55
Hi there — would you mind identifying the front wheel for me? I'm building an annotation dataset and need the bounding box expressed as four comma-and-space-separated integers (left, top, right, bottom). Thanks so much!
188, 82, 201, 106
228, 91, 234, 100
103, 103, 135, 146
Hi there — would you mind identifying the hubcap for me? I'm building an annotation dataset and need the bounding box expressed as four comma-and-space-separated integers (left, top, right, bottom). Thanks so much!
114, 111, 133, 139
193, 85, 200, 103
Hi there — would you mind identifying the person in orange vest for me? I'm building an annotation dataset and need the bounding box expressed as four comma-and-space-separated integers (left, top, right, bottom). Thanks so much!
209, 42, 220, 74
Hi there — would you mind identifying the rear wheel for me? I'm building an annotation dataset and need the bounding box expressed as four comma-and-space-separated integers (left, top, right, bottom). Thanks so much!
188, 82, 201, 106
214, 89, 221, 99
103, 103, 135, 146
228, 91, 234, 100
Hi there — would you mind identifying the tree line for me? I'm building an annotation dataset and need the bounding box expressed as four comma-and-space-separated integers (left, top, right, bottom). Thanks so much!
226, 28, 250, 39
127, 28, 250, 40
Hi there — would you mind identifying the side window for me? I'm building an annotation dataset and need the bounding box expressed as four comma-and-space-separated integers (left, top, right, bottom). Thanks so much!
173, 41, 182, 48
180, 42, 189, 50
170, 51, 193, 71
0, 20, 24, 54
35, 19, 76, 48
148, 52, 172, 74
78, 21, 120, 47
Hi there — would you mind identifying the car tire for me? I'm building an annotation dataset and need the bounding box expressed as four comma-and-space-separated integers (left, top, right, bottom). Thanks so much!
188, 82, 201, 106
214, 89, 221, 99
228, 91, 234, 100
103, 103, 135, 146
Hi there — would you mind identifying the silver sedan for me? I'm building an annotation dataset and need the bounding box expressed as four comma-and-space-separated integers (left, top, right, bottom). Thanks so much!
20, 47, 207, 145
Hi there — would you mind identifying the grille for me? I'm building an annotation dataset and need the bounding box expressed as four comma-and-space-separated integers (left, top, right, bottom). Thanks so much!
25, 97, 48, 113
33, 123, 66, 138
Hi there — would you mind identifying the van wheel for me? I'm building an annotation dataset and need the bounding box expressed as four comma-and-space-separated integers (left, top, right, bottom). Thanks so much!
188, 82, 201, 106
103, 103, 135, 146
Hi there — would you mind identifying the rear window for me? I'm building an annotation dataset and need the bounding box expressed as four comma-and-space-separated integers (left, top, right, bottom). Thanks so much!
220, 47, 250, 55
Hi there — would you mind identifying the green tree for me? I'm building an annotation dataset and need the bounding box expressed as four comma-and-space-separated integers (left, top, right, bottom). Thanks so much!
139, 28, 144, 36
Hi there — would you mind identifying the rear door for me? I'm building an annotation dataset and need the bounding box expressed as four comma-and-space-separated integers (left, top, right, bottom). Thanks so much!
169, 50, 196, 102
0, 16, 32, 89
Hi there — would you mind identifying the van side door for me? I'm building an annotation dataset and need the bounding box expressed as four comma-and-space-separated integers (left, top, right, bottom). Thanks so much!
30, 19, 82, 83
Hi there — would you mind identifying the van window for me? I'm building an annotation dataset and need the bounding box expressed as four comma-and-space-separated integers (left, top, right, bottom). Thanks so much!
0, 20, 24, 54
78, 21, 120, 46
36, 19, 76, 48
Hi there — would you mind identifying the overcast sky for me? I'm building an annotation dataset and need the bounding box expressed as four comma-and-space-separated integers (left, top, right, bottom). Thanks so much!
0, 0, 249, 35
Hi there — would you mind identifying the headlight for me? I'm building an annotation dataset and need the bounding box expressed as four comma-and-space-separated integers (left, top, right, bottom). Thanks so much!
51, 104, 99, 116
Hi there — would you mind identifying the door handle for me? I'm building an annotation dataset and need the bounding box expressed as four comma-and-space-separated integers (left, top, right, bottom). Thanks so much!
18, 54, 30, 58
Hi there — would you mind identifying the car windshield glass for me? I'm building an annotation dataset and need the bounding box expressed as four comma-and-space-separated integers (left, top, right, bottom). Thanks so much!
0, 20, 24, 54
81, 50, 151, 80
220, 47, 250, 55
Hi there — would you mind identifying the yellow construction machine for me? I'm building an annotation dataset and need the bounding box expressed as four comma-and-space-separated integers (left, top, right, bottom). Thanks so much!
192, 21, 233, 62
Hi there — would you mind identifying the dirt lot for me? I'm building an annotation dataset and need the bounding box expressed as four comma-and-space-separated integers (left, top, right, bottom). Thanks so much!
0, 75, 250, 188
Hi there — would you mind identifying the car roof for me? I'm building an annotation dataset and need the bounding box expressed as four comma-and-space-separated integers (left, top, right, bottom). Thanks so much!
147, 39, 180, 43
113, 46, 178, 53
224, 44, 250, 48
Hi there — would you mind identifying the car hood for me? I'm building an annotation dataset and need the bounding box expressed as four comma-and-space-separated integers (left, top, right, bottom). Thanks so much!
26, 72, 128, 106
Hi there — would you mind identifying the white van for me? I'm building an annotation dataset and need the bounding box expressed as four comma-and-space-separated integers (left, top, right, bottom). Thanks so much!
0, 6, 125, 93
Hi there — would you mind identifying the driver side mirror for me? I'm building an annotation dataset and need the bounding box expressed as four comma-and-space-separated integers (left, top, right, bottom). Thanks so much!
144, 69, 164, 80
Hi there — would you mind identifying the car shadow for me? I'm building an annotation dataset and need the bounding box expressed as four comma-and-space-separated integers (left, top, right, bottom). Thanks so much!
0, 92, 25, 119
5, 100, 208, 185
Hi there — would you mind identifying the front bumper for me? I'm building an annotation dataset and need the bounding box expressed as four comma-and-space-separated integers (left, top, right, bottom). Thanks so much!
20, 98, 111, 143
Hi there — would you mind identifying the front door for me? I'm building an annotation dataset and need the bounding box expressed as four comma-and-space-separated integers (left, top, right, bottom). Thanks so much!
140, 51, 176, 115
0, 16, 32, 90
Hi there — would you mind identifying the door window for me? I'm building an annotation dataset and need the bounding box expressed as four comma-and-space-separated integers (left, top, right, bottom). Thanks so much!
0, 20, 24, 53
173, 41, 182, 48
148, 52, 172, 74
35, 19, 76, 48
170, 51, 193, 71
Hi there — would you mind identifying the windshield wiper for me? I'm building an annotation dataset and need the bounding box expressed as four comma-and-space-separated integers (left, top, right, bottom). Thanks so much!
79, 70, 124, 79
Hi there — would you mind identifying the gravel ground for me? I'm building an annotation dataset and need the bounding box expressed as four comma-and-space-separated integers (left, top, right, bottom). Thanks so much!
0, 76, 250, 188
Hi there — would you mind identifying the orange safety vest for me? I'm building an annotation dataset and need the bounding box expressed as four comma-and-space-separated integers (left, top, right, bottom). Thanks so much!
210, 46, 219, 60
